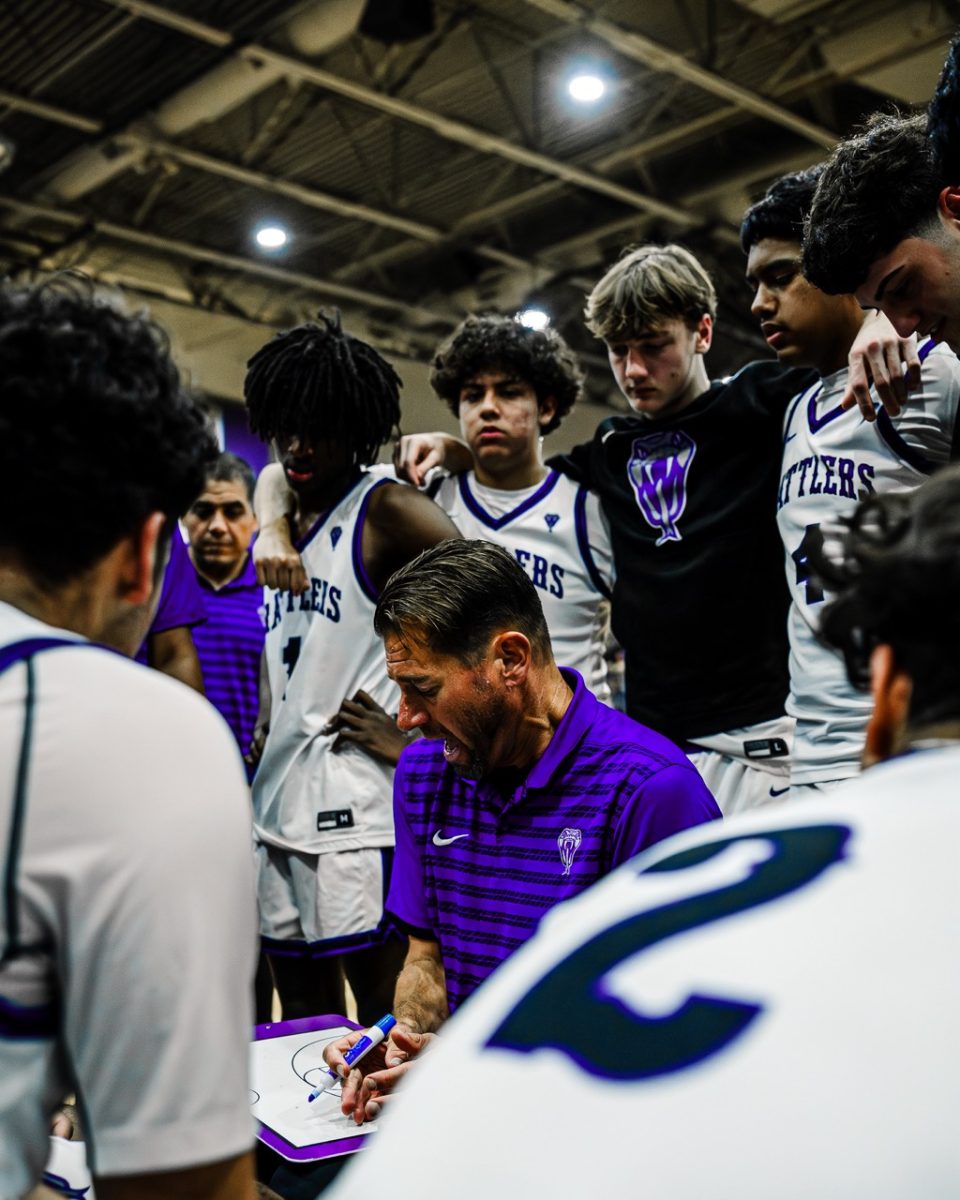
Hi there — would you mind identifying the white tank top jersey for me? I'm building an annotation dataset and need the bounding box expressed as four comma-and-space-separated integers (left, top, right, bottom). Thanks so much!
254, 472, 400, 855
432, 470, 615, 702
777, 340, 960, 784
328, 747, 960, 1200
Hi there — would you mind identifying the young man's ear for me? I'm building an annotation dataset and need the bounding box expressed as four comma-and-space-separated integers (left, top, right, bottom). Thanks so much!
862, 642, 913, 768
123, 511, 168, 606
937, 186, 960, 226
694, 313, 713, 354
537, 395, 558, 432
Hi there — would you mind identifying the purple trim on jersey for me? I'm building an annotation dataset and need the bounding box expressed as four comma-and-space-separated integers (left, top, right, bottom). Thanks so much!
386, 669, 720, 1012
573, 486, 611, 599
0, 638, 82, 675
192, 553, 265, 758
294, 474, 367, 553
874, 410, 938, 475
806, 383, 843, 433
458, 469, 561, 531
352, 477, 395, 604
0, 992, 58, 1039
253, 1013, 370, 1162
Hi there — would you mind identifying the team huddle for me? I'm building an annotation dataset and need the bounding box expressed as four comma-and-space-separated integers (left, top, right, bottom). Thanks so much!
3, 31, 960, 1200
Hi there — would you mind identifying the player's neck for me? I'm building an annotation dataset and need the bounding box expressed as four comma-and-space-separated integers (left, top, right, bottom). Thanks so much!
815, 313, 866, 378
0, 558, 109, 643
292, 469, 362, 538
472, 452, 547, 491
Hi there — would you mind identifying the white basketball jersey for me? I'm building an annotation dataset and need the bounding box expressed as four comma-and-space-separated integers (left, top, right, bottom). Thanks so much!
777, 341, 960, 784
328, 747, 960, 1200
433, 469, 614, 701
254, 473, 399, 854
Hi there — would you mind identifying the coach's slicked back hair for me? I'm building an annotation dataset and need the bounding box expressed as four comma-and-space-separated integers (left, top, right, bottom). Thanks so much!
739, 166, 823, 254
244, 311, 401, 467
816, 465, 960, 726
0, 274, 216, 586
430, 314, 583, 435
375, 539, 552, 665
584, 243, 717, 342
206, 451, 256, 501
803, 113, 940, 295
928, 35, 960, 186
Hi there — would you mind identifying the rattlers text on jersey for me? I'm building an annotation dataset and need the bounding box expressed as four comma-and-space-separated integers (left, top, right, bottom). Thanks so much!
778, 340, 960, 784
254, 473, 399, 854
431, 470, 614, 701
328, 746, 960, 1200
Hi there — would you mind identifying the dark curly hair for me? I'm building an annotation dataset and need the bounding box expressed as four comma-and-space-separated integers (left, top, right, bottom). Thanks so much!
802, 113, 940, 295
815, 465, 960, 726
0, 274, 216, 586
429, 314, 583, 435
928, 34, 960, 186
245, 311, 401, 466
740, 166, 823, 254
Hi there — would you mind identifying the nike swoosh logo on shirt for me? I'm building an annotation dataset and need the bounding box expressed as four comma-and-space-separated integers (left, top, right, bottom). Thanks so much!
432, 830, 469, 846
768, 786, 791, 797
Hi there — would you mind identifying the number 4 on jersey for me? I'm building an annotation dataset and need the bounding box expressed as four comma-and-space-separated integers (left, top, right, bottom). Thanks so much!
282, 636, 302, 679
792, 523, 824, 605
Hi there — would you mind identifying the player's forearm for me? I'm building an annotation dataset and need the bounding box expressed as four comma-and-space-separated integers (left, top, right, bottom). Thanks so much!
254, 462, 296, 528
393, 953, 448, 1034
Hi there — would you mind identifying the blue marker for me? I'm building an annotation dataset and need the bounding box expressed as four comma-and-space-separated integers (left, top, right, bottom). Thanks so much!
307, 1014, 397, 1102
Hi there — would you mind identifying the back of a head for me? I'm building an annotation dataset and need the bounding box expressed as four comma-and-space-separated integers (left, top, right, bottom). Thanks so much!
244, 311, 402, 467
928, 34, 960, 187
740, 166, 823, 254
818, 464, 960, 727
206, 451, 256, 502
0, 275, 216, 586
374, 539, 552, 665
429, 314, 583, 435
584, 243, 717, 343
803, 112, 939, 295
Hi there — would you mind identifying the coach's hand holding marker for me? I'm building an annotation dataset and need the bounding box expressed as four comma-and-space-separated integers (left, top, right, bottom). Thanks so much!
308, 1014, 397, 1102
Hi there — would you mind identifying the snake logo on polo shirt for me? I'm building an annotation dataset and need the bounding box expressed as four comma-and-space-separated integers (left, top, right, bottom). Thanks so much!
558, 827, 582, 875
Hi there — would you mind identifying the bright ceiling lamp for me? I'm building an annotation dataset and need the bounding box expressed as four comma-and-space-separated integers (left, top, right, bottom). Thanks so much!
255, 224, 289, 250
518, 308, 550, 330
567, 72, 606, 103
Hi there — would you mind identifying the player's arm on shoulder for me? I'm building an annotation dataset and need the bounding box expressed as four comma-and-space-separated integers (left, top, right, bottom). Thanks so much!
844, 310, 921, 420
610, 763, 722, 868
547, 435, 598, 488
94, 1152, 256, 1200
393, 431, 473, 486
146, 624, 204, 693
253, 462, 308, 594
364, 483, 461, 592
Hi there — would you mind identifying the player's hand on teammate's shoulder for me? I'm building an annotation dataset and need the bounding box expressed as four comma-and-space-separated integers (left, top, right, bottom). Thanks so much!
393, 432, 472, 487
245, 722, 269, 769
844, 311, 921, 420
324, 1024, 437, 1125
326, 690, 409, 765
253, 516, 309, 594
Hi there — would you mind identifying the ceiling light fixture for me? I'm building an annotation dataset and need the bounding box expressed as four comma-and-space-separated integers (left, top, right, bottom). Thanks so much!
518, 308, 550, 331
568, 73, 606, 103
255, 225, 289, 250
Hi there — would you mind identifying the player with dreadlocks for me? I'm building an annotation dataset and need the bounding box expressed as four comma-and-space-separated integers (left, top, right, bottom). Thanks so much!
246, 312, 460, 1024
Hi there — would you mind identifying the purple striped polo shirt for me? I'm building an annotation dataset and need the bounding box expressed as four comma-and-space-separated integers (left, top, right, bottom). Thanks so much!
192, 552, 265, 762
386, 669, 721, 1013
134, 533, 206, 664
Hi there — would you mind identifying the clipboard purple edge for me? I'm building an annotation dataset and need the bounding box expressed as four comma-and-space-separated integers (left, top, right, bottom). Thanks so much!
253, 1013, 370, 1162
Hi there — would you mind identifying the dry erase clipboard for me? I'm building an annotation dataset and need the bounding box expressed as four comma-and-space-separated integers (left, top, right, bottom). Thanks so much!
252, 1014, 377, 1163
